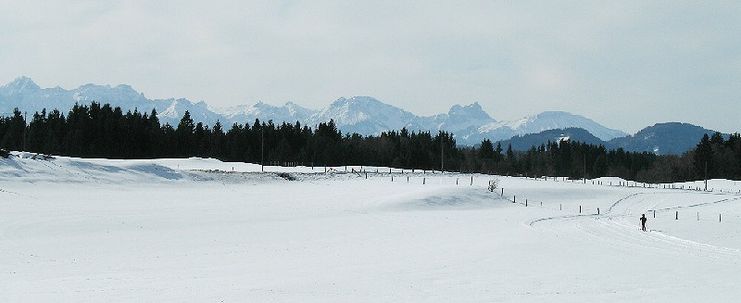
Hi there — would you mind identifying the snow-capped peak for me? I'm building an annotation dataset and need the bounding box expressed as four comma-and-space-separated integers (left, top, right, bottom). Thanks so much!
312, 96, 417, 132
213, 101, 317, 125
1, 76, 40, 95
433, 102, 497, 133
284, 101, 313, 117
506, 111, 626, 140
448, 102, 490, 118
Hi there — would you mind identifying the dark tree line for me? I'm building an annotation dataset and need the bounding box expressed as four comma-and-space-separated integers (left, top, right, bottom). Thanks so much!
0, 103, 458, 170
461, 133, 739, 182
1, 102, 739, 183
468, 139, 662, 181
460, 133, 739, 182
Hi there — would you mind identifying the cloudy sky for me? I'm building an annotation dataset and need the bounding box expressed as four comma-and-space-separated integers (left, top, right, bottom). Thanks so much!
1, 1, 739, 133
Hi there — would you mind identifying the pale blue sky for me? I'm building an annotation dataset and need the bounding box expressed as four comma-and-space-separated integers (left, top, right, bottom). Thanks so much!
1, 1, 739, 133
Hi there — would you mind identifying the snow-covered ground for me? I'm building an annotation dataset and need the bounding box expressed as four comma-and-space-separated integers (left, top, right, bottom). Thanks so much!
2, 152, 741, 302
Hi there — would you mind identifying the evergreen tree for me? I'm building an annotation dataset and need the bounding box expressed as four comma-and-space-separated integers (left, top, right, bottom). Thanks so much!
693, 134, 712, 179
1, 109, 25, 151
176, 111, 195, 156
479, 139, 494, 159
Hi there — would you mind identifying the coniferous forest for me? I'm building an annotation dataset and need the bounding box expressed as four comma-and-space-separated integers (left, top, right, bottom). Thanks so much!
0, 102, 739, 183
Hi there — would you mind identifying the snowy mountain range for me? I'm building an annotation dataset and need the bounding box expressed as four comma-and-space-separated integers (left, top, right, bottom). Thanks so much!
0, 76, 628, 145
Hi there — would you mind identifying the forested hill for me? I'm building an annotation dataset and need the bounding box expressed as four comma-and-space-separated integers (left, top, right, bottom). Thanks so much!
499, 123, 724, 155
1, 103, 739, 182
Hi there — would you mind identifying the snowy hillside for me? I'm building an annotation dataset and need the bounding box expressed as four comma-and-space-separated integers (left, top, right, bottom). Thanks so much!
0, 77, 627, 144
2, 152, 741, 301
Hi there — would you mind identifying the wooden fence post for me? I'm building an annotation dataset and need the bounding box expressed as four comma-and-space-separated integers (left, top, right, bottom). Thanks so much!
675, 211, 678, 220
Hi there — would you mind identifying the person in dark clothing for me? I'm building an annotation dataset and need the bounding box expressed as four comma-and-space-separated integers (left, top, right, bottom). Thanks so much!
640, 214, 648, 231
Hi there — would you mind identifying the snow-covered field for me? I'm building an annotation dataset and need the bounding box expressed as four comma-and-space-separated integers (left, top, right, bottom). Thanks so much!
2, 152, 741, 302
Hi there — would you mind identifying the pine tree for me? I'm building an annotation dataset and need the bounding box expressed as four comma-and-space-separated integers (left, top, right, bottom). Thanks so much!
0, 109, 25, 151
176, 111, 195, 156
479, 139, 494, 159
693, 134, 712, 179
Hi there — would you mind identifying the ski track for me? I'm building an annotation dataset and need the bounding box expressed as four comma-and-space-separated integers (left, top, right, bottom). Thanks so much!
529, 190, 741, 261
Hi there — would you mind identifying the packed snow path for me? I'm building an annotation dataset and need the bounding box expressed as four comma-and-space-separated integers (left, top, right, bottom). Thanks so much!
2, 153, 741, 302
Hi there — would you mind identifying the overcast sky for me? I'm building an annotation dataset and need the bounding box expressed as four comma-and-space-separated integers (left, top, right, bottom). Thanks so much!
1, 1, 739, 133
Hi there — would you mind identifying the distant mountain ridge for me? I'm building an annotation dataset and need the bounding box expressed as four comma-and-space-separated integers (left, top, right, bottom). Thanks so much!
0, 76, 630, 146
607, 122, 722, 155
500, 123, 725, 155
498, 128, 606, 151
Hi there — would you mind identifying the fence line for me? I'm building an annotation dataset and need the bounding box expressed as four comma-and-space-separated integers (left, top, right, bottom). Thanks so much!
493, 184, 732, 225
296, 169, 738, 223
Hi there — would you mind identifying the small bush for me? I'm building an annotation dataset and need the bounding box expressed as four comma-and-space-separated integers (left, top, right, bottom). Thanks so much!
488, 177, 499, 192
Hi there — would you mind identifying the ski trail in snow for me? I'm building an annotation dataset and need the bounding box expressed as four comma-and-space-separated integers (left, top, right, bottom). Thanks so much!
527, 192, 645, 227
577, 216, 741, 260
606, 192, 644, 213
529, 191, 741, 260
527, 213, 594, 227
653, 195, 741, 212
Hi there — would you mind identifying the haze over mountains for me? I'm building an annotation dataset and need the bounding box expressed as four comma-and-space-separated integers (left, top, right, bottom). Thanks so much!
0, 77, 725, 154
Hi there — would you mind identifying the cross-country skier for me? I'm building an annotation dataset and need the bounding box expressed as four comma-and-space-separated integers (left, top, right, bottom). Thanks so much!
640, 214, 647, 231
